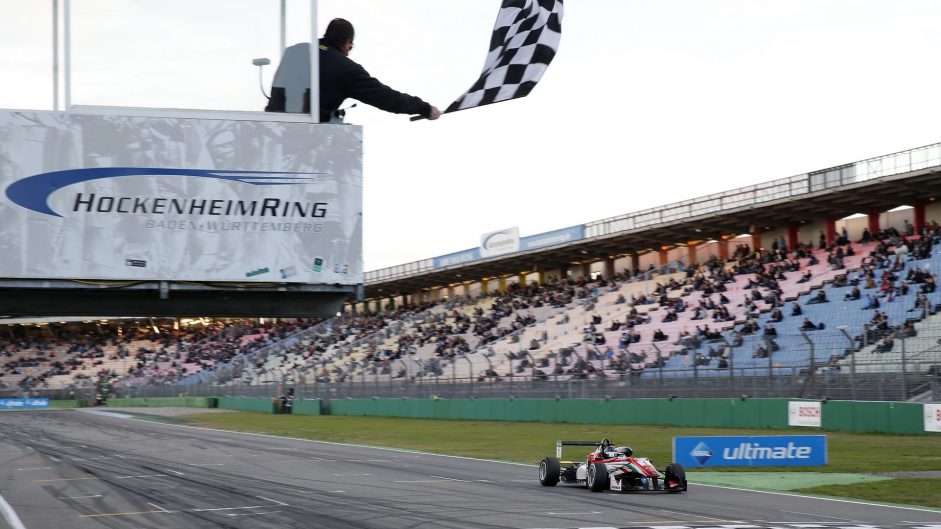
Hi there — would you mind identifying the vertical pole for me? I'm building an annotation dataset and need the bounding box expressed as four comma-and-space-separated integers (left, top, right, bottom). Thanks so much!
280, 0, 287, 57
53, 0, 59, 110
309, 0, 319, 122
63, 0, 71, 110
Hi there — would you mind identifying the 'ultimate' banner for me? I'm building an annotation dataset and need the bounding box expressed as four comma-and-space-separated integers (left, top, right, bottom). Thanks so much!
673, 435, 827, 467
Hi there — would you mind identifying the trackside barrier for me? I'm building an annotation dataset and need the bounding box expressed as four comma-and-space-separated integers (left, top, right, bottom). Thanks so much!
0, 398, 49, 410
216, 397, 274, 413
105, 397, 216, 408
326, 398, 938, 435
50, 400, 89, 408
215, 397, 322, 415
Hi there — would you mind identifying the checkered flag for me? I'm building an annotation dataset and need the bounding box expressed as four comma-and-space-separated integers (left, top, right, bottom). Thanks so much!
446, 0, 563, 113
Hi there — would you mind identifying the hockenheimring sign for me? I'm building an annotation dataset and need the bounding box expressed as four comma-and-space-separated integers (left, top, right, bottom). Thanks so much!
0, 111, 363, 285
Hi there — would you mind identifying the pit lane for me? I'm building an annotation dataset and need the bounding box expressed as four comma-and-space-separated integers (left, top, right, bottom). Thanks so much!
0, 410, 937, 529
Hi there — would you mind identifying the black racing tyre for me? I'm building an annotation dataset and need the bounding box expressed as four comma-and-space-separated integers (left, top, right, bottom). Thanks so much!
664, 463, 688, 492
587, 462, 609, 492
539, 457, 561, 486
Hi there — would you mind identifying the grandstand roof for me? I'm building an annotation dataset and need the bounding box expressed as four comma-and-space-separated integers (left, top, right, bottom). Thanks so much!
365, 155, 941, 299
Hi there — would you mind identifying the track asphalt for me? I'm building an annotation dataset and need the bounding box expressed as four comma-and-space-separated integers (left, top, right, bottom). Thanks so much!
0, 409, 937, 529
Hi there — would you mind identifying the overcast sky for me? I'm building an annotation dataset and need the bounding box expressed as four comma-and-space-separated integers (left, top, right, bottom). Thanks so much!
3, 0, 941, 271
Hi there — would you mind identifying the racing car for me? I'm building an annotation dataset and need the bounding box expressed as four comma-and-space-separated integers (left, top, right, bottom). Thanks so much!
539, 438, 687, 493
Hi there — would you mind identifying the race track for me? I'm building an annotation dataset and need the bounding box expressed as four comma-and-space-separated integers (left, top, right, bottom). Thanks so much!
0, 410, 938, 529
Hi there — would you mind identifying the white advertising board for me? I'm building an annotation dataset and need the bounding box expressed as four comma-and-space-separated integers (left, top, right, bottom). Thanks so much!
925, 403, 941, 433
0, 111, 362, 285
480, 226, 520, 258
788, 401, 822, 427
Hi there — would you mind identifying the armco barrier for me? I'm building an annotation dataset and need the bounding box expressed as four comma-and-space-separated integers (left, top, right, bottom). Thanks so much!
106, 397, 216, 408
327, 398, 935, 434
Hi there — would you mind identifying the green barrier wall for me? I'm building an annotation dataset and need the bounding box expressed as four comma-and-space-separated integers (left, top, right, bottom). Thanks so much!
216, 397, 276, 413
50, 400, 88, 408
215, 397, 322, 415
106, 397, 216, 408
293, 399, 322, 416
328, 398, 933, 435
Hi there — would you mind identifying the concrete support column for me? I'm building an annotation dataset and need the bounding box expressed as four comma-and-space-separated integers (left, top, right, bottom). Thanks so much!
580, 262, 591, 279
479, 278, 489, 296
751, 227, 762, 253
373, 298, 382, 314
537, 270, 546, 285
787, 222, 799, 251
868, 208, 880, 235
447, 285, 455, 299
558, 266, 568, 280
687, 242, 698, 265
603, 257, 615, 279
658, 249, 668, 267
518, 272, 528, 287
628, 251, 640, 274
825, 215, 837, 247
498, 276, 507, 295
914, 199, 926, 233
718, 239, 729, 261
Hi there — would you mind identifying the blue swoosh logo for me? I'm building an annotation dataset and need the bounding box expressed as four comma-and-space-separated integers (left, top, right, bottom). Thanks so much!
5, 167, 324, 217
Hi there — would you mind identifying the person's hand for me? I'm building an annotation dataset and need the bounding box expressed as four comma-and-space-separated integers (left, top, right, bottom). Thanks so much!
428, 106, 442, 120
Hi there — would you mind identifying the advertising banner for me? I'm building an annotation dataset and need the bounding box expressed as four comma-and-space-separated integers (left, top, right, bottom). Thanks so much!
925, 403, 941, 433
673, 435, 827, 467
521, 225, 583, 251
0, 398, 49, 410
788, 401, 822, 427
0, 111, 362, 285
480, 227, 520, 258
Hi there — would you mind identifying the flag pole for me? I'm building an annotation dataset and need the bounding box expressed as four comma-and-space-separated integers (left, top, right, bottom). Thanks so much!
309, 0, 319, 122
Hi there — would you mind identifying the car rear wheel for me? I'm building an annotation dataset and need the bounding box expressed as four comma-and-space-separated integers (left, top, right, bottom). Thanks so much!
664, 463, 687, 492
539, 457, 560, 486
587, 462, 608, 492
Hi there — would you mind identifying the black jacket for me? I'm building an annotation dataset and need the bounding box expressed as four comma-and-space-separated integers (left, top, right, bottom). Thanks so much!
317, 41, 431, 122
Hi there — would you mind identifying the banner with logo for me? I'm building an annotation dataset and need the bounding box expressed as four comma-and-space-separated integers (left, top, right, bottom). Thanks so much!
926, 404, 941, 433
673, 435, 827, 467
788, 401, 822, 427
0, 398, 49, 410
0, 111, 362, 285
480, 227, 520, 258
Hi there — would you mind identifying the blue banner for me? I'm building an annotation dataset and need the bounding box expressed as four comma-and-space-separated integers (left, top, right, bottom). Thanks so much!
673, 435, 827, 467
433, 248, 480, 269
521, 225, 583, 251
0, 398, 49, 410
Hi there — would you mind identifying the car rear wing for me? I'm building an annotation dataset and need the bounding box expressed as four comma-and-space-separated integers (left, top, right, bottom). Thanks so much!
555, 440, 612, 459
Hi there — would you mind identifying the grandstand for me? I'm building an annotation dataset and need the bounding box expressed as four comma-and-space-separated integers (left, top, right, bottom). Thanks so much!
1, 141, 940, 403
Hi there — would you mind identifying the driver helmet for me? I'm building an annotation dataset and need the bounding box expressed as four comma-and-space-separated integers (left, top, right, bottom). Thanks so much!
614, 446, 633, 457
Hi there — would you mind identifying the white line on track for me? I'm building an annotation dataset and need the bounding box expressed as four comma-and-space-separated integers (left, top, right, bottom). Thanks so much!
115, 474, 167, 479
16, 467, 51, 471
192, 505, 267, 512
147, 502, 170, 513
658, 508, 727, 521
189, 463, 224, 467
226, 511, 279, 517
781, 511, 855, 521
163, 469, 185, 476
546, 511, 602, 515
0, 493, 27, 529
58, 495, 103, 500
257, 496, 289, 507
47, 456, 60, 462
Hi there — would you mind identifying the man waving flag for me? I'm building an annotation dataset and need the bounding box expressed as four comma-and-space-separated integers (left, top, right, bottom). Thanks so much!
446, 0, 564, 113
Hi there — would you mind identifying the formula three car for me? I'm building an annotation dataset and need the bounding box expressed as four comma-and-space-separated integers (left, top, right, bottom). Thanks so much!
539, 439, 687, 493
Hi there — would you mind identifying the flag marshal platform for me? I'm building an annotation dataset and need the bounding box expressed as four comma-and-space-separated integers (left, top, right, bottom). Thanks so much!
0, 108, 363, 317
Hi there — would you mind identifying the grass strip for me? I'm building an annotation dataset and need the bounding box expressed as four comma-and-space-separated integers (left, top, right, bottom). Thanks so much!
175, 413, 941, 509
794, 479, 941, 509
